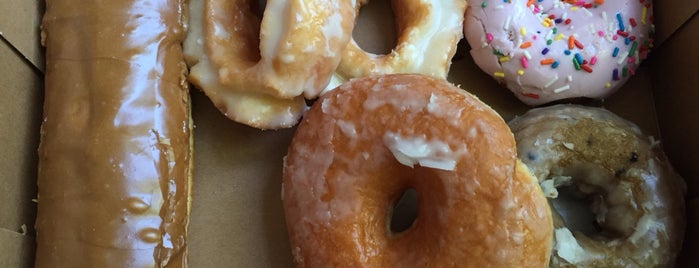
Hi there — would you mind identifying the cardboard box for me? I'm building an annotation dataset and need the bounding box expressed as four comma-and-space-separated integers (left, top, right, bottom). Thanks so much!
1, 0, 696, 266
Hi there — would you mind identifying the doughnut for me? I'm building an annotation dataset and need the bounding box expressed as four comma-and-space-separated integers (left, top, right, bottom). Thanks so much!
185, 0, 356, 129
508, 104, 686, 267
36, 0, 192, 267
463, 0, 655, 105
283, 74, 553, 267
326, 0, 467, 89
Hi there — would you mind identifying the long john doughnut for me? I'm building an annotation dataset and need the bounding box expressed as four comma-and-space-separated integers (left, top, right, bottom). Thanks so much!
36, 0, 192, 266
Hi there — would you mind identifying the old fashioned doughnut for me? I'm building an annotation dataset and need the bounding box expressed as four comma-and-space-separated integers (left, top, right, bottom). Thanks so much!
327, 0, 466, 89
283, 74, 553, 267
185, 0, 356, 129
37, 0, 192, 266
464, 0, 655, 105
509, 105, 686, 267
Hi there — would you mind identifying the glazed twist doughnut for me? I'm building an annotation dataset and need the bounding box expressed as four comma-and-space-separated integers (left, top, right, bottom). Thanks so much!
185, 0, 356, 129
509, 104, 686, 267
464, 0, 654, 105
327, 0, 466, 89
283, 74, 553, 267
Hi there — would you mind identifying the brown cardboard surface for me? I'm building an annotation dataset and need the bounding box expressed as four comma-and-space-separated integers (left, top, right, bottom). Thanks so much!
0, 229, 34, 268
188, 91, 295, 267
0, 1, 697, 267
652, 13, 699, 199
678, 198, 699, 266
653, 0, 699, 45
0, 40, 41, 234
0, 0, 44, 71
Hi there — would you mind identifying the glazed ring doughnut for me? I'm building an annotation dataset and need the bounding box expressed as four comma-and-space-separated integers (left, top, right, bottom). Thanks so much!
328, 0, 466, 89
283, 74, 553, 267
185, 0, 356, 129
508, 104, 686, 267
463, 0, 654, 105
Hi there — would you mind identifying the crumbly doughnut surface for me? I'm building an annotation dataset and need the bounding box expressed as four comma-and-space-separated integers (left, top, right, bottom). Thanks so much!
509, 104, 686, 267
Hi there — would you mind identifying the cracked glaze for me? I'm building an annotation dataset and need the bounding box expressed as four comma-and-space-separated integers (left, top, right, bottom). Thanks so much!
284, 74, 553, 267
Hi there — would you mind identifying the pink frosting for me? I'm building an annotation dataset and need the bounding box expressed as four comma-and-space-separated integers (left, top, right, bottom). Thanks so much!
464, 0, 654, 105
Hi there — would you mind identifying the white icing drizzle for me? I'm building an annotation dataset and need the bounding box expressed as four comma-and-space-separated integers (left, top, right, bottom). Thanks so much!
383, 132, 465, 171
336, 120, 357, 138
554, 228, 598, 264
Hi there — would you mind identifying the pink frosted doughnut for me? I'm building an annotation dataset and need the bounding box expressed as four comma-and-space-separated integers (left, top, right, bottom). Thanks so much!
463, 0, 654, 105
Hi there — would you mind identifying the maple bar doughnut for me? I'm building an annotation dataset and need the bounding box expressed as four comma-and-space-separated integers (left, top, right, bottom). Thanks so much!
36, 0, 192, 267
327, 0, 466, 89
283, 74, 553, 267
464, 0, 654, 105
509, 105, 686, 267
185, 0, 355, 129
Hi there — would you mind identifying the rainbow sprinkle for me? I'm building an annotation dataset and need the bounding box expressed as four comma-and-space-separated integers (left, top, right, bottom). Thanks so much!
616, 13, 625, 31
554, 85, 570, 93
567, 36, 575, 49
641, 7, 647, 24
545, 76, 559, 88
628, 41, 638, 56
573, 58, 581, 70
478, 0, 653, 95
581, 64, 593, 73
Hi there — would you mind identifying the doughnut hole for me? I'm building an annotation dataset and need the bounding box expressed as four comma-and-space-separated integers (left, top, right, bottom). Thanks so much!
225, 0, 263, 63
388, 188, 418, 233
552, 186, 600, 236
250, 0, 266, 18
353, 0, 397, 55
550, 163, 642, 241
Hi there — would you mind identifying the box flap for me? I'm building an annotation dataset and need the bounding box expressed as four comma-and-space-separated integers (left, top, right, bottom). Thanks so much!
653, 0, 699, 46
0, 0, 44, 71
0, 41, 41, 236
651, 13, 699, 199
0, 229, 34, 268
